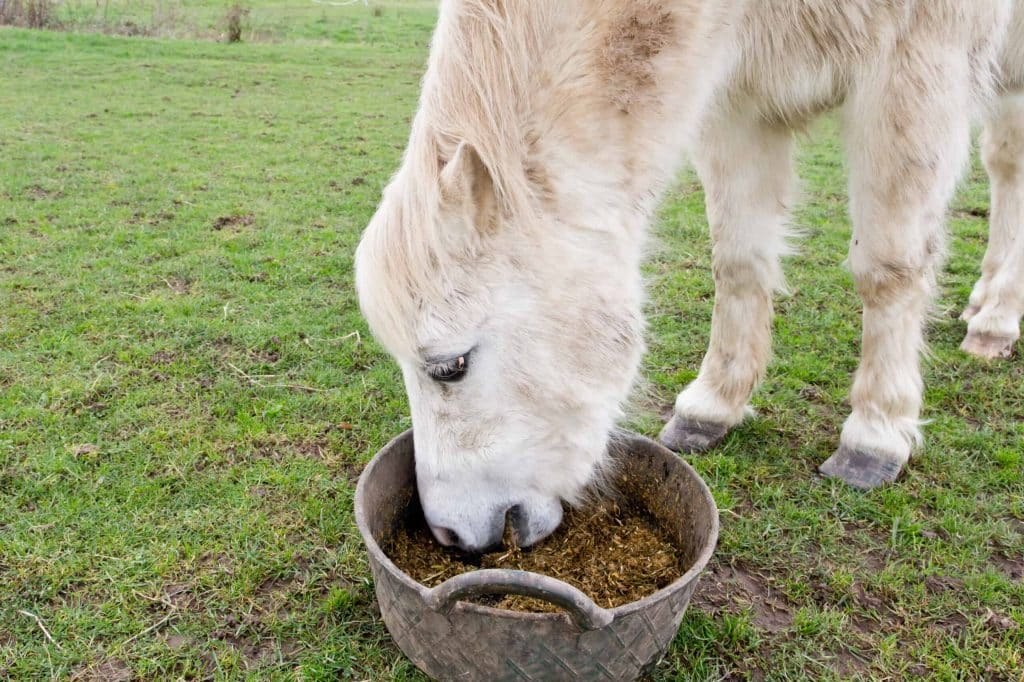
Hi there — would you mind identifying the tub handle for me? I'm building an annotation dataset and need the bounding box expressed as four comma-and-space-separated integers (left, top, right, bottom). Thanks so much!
423, 569, 614, 631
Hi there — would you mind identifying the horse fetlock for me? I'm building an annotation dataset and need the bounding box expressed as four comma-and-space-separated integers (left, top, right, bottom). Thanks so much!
818, 445, 905, 491
659, 414, 730, 454
673, 380, 749, 426
661, 379, 748, 453
839, 410, 918, 463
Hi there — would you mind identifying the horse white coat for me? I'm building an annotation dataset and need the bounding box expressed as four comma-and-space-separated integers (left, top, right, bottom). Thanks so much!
356, 0, 1024, 551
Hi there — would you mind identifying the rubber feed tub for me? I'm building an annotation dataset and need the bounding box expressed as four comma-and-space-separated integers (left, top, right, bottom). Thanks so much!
355, 429, 718, 681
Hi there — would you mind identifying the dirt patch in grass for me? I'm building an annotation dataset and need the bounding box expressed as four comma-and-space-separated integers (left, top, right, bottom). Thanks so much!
212, 213, 254, 231
249, 348, 280, 364
242, 436, 331, 463
924, 575, 965, 594
849, 580, 896, 622
385, 501, 686, 611
254, 560, 310, 601
163, 632, 190, 650
161, 276, 191, 295
692, 560, 794, 633
165, 628, 300, 674
70, 658, 132, 682
24, 184, 62, 200
832, 648, 871, 677
980, 609, 1017, 632
338, 457, 364, 485
990, 552, 1024, 581
129, 210, 176, 226
937, 610, 970, 638
160, 582, 197, 611
150, 350, 179, 365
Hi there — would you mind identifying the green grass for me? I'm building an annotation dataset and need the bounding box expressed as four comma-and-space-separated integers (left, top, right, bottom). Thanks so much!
49, 0, 438, 44
1, 12, 1022, 681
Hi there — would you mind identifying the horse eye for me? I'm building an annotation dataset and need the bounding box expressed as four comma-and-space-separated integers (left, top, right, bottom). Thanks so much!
427, 352, 470, 383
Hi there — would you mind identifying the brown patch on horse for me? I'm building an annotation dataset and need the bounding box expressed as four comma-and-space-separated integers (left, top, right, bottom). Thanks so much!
524, 159, 555, 205
598, 1, 676, 112
854, 259, 926, 307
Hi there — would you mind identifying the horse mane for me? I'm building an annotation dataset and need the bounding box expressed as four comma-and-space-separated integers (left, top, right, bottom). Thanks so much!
411, 0, 551, 219
357, 1, 555, 355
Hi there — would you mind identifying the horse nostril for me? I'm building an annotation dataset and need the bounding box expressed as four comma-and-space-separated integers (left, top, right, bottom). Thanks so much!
429, 525, 461, 548
506, 505, 526, 544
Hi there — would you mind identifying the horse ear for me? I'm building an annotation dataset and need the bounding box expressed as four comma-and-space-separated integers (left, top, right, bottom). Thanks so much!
438, 141, 498, 234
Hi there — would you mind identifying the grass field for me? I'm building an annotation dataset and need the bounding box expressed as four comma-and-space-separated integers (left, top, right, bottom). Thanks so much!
1, 6, 1023, 680
13, 0, 439, 43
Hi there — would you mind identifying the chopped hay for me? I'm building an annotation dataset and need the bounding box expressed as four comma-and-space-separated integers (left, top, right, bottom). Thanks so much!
383, 501, 686, 612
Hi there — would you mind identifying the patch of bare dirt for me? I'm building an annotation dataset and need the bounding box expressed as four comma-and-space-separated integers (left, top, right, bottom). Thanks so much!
847, 579, 901, 637
128, 210, 176, 226
232, 436, 331, 464
25, 185, 62, 200
70, 443, 100, 457
162, 633, 191, 650
71, 659, 132, 681
212, 213, 254, 231
980, 609, 1017, 632
161, 276, 191, 295
692, 561, 794, 632
150, 350, 178, 365
848, 580, 890, 614
936, 610, 970, 638
924, 575, 965, 594
991, 552, 1023, 581
832, 647, 871, 677
249, 348, 279, 364
207, 595, 306, 669
339, 457, 365, 485
162, 582, 196, 611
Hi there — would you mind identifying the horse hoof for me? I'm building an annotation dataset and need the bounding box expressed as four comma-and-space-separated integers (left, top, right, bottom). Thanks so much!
961, 331, 1015, 359
959, 304, 980, 322
818, 445, 903, 491
659, 414, 729, 454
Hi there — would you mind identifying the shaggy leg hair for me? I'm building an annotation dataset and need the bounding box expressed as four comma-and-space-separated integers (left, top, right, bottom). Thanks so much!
962, 92, 1024, 359
662, 108, 795, 453
819, 39, 974, 489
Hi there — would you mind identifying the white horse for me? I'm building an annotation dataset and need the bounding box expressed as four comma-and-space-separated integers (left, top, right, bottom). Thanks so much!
356, 0, 1024, 552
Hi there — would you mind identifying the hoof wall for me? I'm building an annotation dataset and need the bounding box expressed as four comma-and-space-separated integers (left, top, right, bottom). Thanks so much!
961, 331, 1015, 359
819, 445, 903, 491
659, 415, 728, 454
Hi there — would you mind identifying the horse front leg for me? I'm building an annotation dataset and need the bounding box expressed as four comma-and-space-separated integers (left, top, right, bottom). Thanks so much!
820, 50, 973, 489
962, 92, 1024, 359
661, 111, 795, 453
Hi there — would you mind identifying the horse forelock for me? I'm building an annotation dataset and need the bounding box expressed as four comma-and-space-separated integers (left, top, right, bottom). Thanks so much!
417, 0, 554, 219
359, 0, 558, 358
356, 169, 444, 361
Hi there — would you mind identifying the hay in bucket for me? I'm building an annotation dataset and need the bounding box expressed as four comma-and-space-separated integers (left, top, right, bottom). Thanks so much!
383, 499, 686, 611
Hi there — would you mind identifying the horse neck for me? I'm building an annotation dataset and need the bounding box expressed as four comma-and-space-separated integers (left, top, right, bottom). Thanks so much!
423, 0, 737, 243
